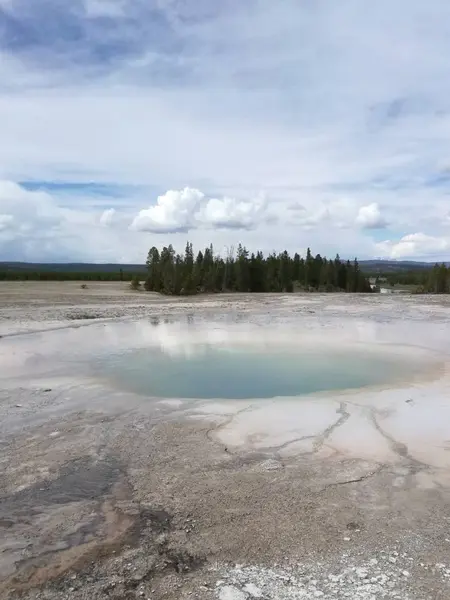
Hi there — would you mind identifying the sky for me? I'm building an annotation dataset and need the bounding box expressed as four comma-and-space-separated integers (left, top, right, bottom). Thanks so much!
1, 0, 450, 263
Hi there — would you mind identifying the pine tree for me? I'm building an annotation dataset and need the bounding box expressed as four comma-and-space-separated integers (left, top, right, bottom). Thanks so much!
182, 241, 195, 294
236, 244, 250, 292
145, 246, 161, 291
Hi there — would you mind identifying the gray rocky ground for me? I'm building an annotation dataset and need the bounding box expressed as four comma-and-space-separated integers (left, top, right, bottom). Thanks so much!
1, 282, 450, 600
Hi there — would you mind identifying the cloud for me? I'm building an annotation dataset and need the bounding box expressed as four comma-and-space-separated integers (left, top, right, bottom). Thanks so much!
84, 0, 127, 18
1, 1, 450, 260
0, 180, 148, 262
356, 203, 388, 229
131, 188, 205, 233
288, 198, 358, 230
0, 180, 381, 263
0, 180, 62, 228
0, 0, 178, 74
377, 233, 450, 259
99, 207, 116, 226
196, 193, 268, 230
0, 213, 14, 230
131, 187, 268, 233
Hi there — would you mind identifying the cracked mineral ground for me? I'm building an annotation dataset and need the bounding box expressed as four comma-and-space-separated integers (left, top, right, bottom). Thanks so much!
1, 282, 450, 599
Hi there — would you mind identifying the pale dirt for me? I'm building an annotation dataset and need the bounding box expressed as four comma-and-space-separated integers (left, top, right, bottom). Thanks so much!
1, 282, 450, 600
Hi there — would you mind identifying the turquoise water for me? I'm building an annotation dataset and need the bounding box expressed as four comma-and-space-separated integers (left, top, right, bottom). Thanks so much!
92, 345, 418, 399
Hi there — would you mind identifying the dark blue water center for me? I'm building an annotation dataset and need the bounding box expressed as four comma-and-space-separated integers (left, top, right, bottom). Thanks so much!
92, 345, 419, 399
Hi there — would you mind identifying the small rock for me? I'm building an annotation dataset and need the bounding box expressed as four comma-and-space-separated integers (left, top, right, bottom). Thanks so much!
356, 568, 368, 579
260, 459, 283, 471
218, 585, 248, 600
243, 583, 262, 598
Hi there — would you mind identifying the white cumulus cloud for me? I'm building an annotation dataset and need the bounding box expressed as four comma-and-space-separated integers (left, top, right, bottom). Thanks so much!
197, 194, 268, 230
356, 203, 388, 229
0, 180, 63, 229
131, 188, 268, 233
377, 232, 450, 259
131, 188, 205, 233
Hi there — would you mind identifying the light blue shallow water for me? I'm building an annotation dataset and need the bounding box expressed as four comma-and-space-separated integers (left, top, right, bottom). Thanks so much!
0, 316, 433, 399
92, 345, 420, 399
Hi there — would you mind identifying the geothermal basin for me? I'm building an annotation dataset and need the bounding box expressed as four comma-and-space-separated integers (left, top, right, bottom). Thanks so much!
1, 283, 450, 600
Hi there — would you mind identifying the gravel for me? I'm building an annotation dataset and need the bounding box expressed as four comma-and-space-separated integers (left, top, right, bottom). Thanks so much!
214, 553, 450, 600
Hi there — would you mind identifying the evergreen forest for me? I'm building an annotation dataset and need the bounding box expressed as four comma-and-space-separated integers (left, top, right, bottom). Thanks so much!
144, 243, 373, 295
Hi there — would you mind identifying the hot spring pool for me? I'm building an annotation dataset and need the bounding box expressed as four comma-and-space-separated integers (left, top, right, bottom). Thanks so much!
2, 319, 436, 400
85, 318, 431, 398
93, 345, 422, 399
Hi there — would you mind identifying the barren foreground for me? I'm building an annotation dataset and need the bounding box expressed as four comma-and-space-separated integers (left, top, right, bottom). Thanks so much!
1, 282, 450, 600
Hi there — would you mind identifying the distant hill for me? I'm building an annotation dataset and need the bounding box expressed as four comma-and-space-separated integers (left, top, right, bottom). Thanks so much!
0, 262, 147, 273
0, 262, 147, 282
0, 260, 440, 274
358, 260, 436, 273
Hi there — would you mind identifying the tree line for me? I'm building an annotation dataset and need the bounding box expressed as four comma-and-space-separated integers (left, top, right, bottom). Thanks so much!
1, 250, 447, 294
376, 263, 450, 294
0, 268, 143, 282
144, 243, 373, 294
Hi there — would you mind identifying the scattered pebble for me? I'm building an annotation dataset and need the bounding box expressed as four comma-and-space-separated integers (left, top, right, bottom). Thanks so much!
219, 585, 248, 600
212, 550, 450, 600
243, 583, 262, 598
